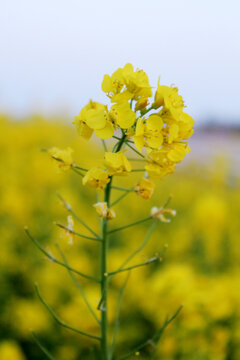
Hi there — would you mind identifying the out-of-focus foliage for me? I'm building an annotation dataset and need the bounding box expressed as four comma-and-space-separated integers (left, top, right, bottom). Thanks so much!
0, 115, 240, 360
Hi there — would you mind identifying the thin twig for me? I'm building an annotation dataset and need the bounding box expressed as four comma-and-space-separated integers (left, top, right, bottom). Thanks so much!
25, 228, 100, 283
110, 189, 133, 207
73, 164, 88, 172
35, 284, 101, 341
119, 221, 157, 270
124, 142, 145, 158
56, 193, 101, 239
32, 332, 55, 360
110, 273, 130, 359
71, 167, 84, 176
102, 140, 108, 152
111, 186, 133, 192
55, 222, 102, 242
117, 305, 183, 360
108, 216, 152, 234
56, 244, 100, 326
108, 254, 162, 277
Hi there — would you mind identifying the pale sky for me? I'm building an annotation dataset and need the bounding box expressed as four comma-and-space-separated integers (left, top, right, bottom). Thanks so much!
1, 0, 240, 123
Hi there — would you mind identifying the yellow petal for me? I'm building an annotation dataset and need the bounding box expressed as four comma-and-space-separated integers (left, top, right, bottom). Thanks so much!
135, 118, 145, 136
95, 123, 114, 139
147, 134, 163, 149
133, 135, 144, 152
147, 115, 163, 131
102, 75, 113, 93
85, 109, 106, 130
168, 123, 179, 144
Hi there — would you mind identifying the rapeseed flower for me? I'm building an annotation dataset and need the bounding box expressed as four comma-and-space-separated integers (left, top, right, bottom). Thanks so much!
74, 101, 115, 140
49, 147, 73, 172
82, 167, 110, 190
134, 178, 155, 199
133, 115, 164, 151
104, 151, 131, 175
102, 63, 152, 105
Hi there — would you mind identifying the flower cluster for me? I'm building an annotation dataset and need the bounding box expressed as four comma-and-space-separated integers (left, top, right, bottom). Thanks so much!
74, 63, 194, 184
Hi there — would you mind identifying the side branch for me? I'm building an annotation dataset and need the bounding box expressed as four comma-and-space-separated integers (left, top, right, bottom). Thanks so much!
110, 189, 133, 207
108, 216, 152, 234
56, 244, 100, 326
110, 273, 130, 359
117, 305, 183, 360
108, 253, 163, 277
55, 222, 102, 242
32, 332, 55, 360
35, 284, 101, 341
56, 193, 101, 239
25, 228, 100, 283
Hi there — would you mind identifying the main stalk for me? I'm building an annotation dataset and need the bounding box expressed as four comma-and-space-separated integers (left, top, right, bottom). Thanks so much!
100, 134, 126, 359
100, 178, 112, 359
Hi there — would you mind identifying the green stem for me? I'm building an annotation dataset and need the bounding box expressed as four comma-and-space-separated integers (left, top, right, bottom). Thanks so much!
100, 178, 112, 359
56, 244, 100, 326
124, 142, 145, 158
100, 134, 127, 359
25, 228, 100, 283
32, 332, 55, 360
108, 254, 160, 277
35, 284, 101, 341
111, 186, 133, 192
110, 273, 130, 359
110, 189, 133, 207
108, 216, 152, 234
117, 305, 183, 360
55, 222, 102, 242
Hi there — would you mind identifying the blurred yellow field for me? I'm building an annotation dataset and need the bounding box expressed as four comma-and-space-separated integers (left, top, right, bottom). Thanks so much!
1, 115, 240, 359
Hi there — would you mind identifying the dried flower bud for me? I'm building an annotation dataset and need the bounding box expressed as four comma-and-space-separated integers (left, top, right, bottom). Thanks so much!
151, 206, 176, 222
93, 202, 116, 220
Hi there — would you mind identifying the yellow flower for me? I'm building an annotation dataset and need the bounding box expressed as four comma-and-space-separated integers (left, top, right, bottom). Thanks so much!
167, 142, 191, 163
110, 101, 136, 129
74, 101, 115, 140
73, 101, 95, 140
125, 66, 152, 100
93, 202, 116, 220
151, 206, 176, 222
49, 147, 73, 172
153, 81, 184, 121
133, 115, 163, 152
102, 63, 152, 103
82, 167, 110, 190
145, 148, 176, 178
134, 178, 155, 199
135, 98, 149, 111
162, 111, 194, 144
104, 151, 131, 175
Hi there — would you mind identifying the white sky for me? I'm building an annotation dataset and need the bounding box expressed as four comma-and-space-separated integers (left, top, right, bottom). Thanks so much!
1, 0, 240, 123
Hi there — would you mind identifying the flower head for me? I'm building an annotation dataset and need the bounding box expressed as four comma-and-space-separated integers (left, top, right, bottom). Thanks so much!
93, 202, 116, 220
82, 167, 110, 190
133, 115, 164, 152
153, 80, 184, 118
104, 151, 131, 176
102, 63, 152, 103
49, 147, 73, 172
74, 101, 115, 140
134, 178, 155, 200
